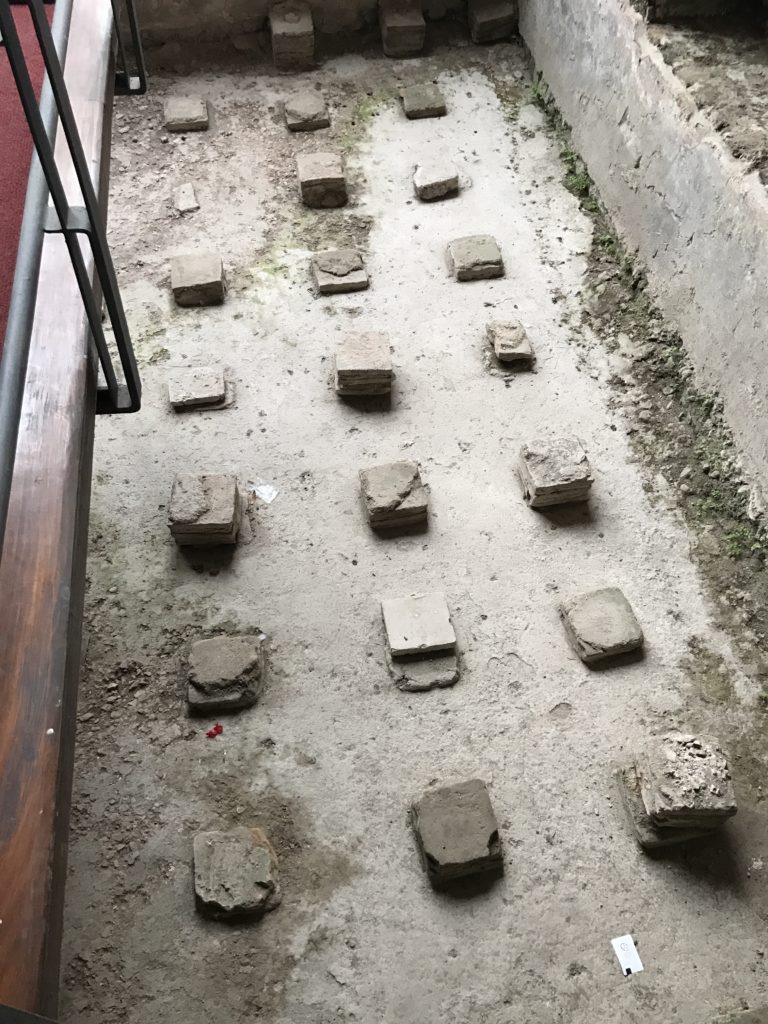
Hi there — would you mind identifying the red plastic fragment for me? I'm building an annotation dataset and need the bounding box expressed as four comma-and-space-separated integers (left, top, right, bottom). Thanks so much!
206, 723, 224, 738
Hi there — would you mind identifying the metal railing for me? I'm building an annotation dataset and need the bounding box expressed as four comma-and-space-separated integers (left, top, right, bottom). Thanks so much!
0, 0, 144, 560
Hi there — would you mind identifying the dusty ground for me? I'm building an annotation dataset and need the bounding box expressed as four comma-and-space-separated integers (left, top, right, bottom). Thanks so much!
61, 34, 768, 1024
646, 9, 768, 182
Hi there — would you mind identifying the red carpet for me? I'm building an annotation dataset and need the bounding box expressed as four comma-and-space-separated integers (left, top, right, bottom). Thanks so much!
0, 7, 53, 353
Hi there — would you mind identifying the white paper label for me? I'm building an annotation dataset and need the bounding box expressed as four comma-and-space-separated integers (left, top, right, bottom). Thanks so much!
611, 934, 644, 976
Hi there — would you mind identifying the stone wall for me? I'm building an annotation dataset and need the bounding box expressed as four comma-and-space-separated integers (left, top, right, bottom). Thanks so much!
518, 0, 768, 488
631, 0, 763, 20
636, 0, 737, 17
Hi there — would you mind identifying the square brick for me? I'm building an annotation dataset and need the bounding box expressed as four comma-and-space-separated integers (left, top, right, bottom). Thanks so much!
164, 97, 209, 132
486, 320, 534, 365
637, 733, 737, 829
618, 765, 714, 850
411, 779, 503, 887
296, 151, 347, 208
193, 828, 281, 919
171, 253, 226, 307
168, 366, 226, 409
381, 591, 455, 657
335, 331, 392, 395
175, 183, 200, 214
447, 234, 504, 281
387, 648, 459, 692
360, 461, 428, 530
379, 0, 426, 57
468, 0, 517, 43
284, 91, 330, 131
311, 249, 369, 294
401, 83, 446, 119
168, 473, 241, 546
413, 159, 459, 201
269, 0, 314, 70
517, 436, 593, 507
187, 635, 266, 711
559, 587, 643, 664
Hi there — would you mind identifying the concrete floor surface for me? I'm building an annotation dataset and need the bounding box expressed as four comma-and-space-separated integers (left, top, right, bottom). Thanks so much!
60, 41, 768, 1024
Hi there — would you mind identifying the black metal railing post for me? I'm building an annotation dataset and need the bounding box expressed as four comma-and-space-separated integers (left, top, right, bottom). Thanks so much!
1, 0, 142, 413
111, 0, 147, 95
0, 0, 144, 561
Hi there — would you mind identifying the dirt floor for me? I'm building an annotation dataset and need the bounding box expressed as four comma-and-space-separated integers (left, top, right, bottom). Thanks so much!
60, 30, 768, 1024
647, 10, 768, 181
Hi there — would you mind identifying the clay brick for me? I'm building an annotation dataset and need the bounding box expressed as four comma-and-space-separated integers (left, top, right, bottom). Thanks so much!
175, 183, 200, 214
559, 587, 643, 664
467, 0, 517, 43
296, 151, 347, 208
164, 97, 209, 132
381, 591, 455, 657
413, 159, 459, 201
386, 649, 459, 692
284, 91, 330, 131
618, 765, 712, 850
360, 461, 428, 530
401, 83, 446, 119
637, 733, 737, 828
171, 253, 226, 307
335, 331, 392, 395
517, 436, 593, 507
193, 828, 281, 919
269, 1, 314, 70
311, 249, 369, 294
187, 634, 266, 711
447, 234, 503, 281
379, 0, 426, 57
486, 320, 534, 365
167, 366, 226, 409
619, 735, 738, 850
411, 779, 503, 887
168, 473, 240, 546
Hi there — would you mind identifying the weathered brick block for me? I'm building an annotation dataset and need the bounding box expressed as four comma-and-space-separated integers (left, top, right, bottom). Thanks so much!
193, 828, 281, 919
414, 159, 459, 201
269, 1, 314, 70
296, 152, 347, 208
379, 0, 426, 57
467, 0, 517, 43
167, 366, 226, 409
335, 331, 392, 395
411, 779, 503, 888
284, 91, 330, 131
517, 436, 593, 507
360, 461, 428, 530
168, 473, 240, 546
175, 183, 200, 214
486, 320, 534, 365
171, 253, 226, 307
187, 634, 266, 711
401, 83, 446, 119
381, 591, 455, 657
164, 97, 209, 132
311, 249, 369, 294
447, 234, 503, 281
559, 587, 643, 664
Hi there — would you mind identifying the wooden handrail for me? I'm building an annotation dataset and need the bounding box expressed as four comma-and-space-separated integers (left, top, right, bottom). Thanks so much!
0, 0, 114, 1014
